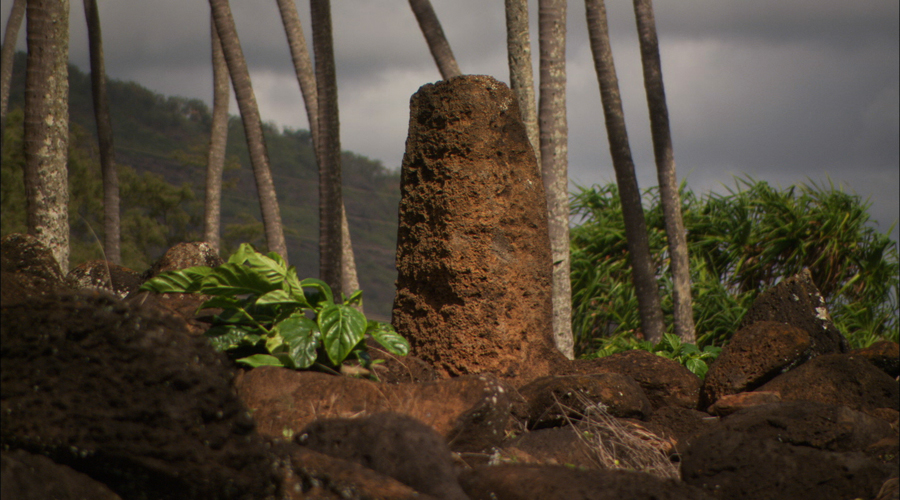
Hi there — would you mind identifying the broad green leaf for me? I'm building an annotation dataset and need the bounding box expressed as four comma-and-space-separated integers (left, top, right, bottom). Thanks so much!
685, 358, 709, 378
256, 288, 309, 309
236, 354, 285, 368
204, 324, 253, 351
199, 263, 282, 296
366, 321, 409, 356
275, 314, 320, 369
301, 278, 334, 308
199, 295, 244, 311
660, 333, 682, 353
344, 289, 363, 306
318, 304, 366, 365
139, 266, 214, 294
680, 343, 701, 355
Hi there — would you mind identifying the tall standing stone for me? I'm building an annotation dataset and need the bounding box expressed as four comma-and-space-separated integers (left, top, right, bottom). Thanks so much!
392, 75, 565, 379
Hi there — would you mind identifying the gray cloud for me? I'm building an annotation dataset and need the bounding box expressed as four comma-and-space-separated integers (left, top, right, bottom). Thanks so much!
2, 0, 897, 239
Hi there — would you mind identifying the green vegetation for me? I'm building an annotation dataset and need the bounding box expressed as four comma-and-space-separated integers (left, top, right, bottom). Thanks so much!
1, 52, 401, 319
140, 243, 408, 374
571, 178, 899, 362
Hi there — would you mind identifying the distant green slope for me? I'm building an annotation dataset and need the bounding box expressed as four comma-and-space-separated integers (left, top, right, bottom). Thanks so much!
2, 52, 401, 319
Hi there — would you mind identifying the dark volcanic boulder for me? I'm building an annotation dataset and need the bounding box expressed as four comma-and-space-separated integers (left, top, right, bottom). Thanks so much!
681, 428, 891, 500
391, 74, 565, 379
1, 449, 123, 500
738, 268, 850, 356
756, 353, 900, 417
459, 464, 714, 500
700, 321, 811, 409
0, 232, 67, 304
66, 260, 142, 298
297, 413, 468, 500
518, 374, 653, 428
572, 349, 701, 410
0, 291, 277, 499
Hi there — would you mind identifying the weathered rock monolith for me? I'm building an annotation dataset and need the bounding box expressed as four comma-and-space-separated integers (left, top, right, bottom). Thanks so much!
392, 75, 564, 379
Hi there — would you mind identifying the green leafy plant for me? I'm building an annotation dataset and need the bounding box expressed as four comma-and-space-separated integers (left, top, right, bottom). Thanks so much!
586, 333, 722, 378
570, 177, 898, 355
139, 243, 409, 372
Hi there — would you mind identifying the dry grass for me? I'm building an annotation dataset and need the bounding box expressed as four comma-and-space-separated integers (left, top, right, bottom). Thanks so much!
555, 392, 679, 479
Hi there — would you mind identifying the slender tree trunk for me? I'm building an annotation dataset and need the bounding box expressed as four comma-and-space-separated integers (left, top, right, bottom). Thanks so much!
277, 0, 360, 300
505, 0, 540, 170
83, 0, 120, 265
204, 12, 228, 252
408, 0, 461, 80
585, 0, 665, 343
24, 0, 69, 273
310, 0, 344, 293
633, 0, 694, 342
538, 0, 574, 359
209, 0, 287, 259
1, 0, 26, 150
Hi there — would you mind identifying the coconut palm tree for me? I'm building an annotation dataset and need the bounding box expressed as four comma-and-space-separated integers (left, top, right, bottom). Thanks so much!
632, 0, 695, 342
83, 0, 120, 265
505, 0, 540, 170
538, 0, 574, 359
24, 0, 70, 273
276, 0, 361, 300
1, 0, 26, 150
208, 0, 287, 259
408, 0, 461, 80
310, 0, 345, 293
585, 0, 665, 343
203, 13, 228, 252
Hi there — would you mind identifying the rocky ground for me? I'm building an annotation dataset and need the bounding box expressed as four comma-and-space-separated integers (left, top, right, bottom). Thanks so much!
2, 234, 898, 500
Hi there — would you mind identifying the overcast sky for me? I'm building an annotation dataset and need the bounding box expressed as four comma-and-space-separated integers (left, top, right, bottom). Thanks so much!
3, 0, 898, 242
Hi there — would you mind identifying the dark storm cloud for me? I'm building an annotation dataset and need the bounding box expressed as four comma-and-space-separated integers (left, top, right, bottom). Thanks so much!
2, 0, 897, 238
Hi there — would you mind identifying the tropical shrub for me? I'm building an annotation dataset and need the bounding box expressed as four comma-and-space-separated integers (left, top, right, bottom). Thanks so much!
140, 243, 409, 373
570, 177, 898, 357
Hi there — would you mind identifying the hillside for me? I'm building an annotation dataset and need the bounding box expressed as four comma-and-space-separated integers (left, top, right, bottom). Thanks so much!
1, 52, 401, 319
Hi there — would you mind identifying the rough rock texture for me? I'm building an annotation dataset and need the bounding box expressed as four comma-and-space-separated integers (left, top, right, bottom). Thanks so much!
707, 391, 781, 417
715, 402, 895, 454
140, 241, 224, 280
738, 268, 850, 356
277, 443, 440, 500
646, 405, 718, 454
756, 354, 900, 417
236, 367, 517, 453
66, 260, 143, 298
391, 74, 565, 379
497, 426, 599, 469
1, 291, 278, 499
851, 341, 900, 378
459, 464, 714, 500
700, 321, 810, 409
297, 413, 468, 500
681, 428, 891, 500
517, 374, 653, 428
1, 449, 123, 500
0, 232, 66, 303
571, 349, 701, 409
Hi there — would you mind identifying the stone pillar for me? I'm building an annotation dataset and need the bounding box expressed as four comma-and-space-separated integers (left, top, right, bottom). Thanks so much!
392, 75, 565, 379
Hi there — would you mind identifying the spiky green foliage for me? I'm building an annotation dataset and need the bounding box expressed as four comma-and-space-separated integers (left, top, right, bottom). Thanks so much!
571, 177, 898, 358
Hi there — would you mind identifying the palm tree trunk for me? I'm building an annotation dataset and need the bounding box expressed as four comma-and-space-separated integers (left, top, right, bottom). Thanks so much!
408, 0, 462, 80
310, 0, 344, 293
208, 0, 287, 259
585, 0, 665, 343
83, 0, 120, 265
277, 0, 360, 300
204, 12, 228, 253
632, 0, 695, 342
538, 0, 574, 360
505, 0, 541, 170
24, 0, 70, 273
1, 0, 26, 150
